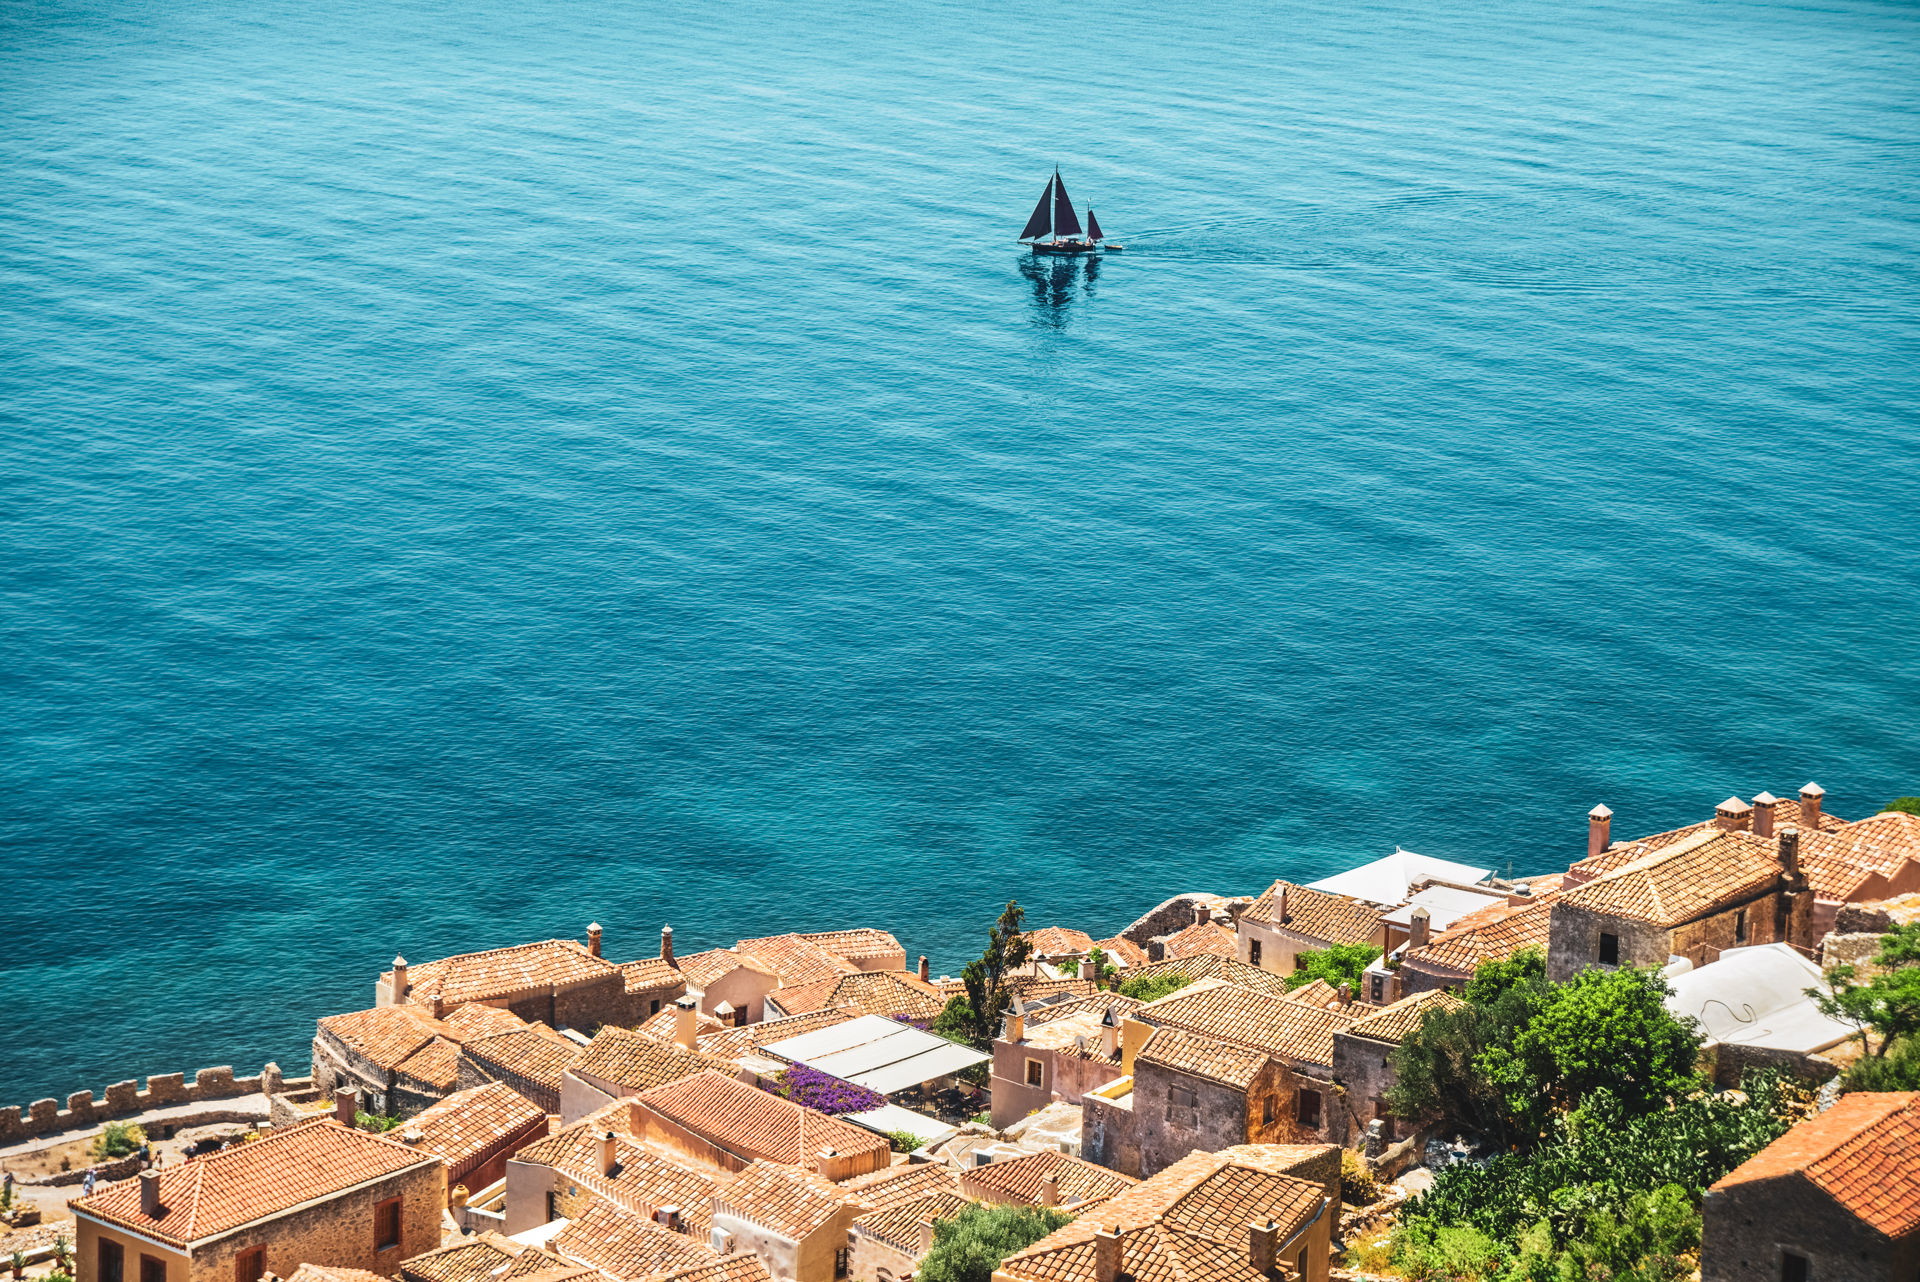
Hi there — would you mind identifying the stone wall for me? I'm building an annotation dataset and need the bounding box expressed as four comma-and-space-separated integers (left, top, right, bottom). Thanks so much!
1545, 903, 1672, 982
1, 1065, 276, 1146
1119, 894, 1239, 948
1702, 1172, 1920, 1282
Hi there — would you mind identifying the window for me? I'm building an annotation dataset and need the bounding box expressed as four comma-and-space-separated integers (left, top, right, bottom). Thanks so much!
1293, 954, 1307, 971
1026, 1059, 1044, 1088
1168, 1085, 1198, 1109
1780, 1251, 1808, 1282
1261, 1094, 1276, 1126
140, 1256, 168, 1282
1735, 909, 1748, 943
1598, 933, 1619, 965
375, 1197, 402, 1252
100, 1241, 124, 1282
547, 1191, 559, 1224
1249, 941, 1262, 967
1370, 975, 1384, 1004
650, 998, 661, 1016
236, 1248, 265, 1282
1297, 1089, 1322, 1127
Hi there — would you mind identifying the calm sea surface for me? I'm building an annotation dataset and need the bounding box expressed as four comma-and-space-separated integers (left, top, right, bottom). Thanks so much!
2, 0, 1917, 1106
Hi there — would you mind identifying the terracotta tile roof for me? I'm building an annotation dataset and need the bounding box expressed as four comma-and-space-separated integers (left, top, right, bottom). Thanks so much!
289, 1265, 394, 1282
74, 1119, 437, 1247
1026, 928, 1098, 958
1242, 882, 1382, 947
1403, 892, 1557, 979
1008, 976, 1098, 1001
996, 1145, 1333, 1282
572, 1026, 729, 1092
696, 1007, 861, 1060
1095, 937, 1151, 969
731, 934, 861, 987
852, 1189, 975, 1254
796, 929, 905, 962
404, 940, 619, 1009
316, 1005, 449, 1071
1161, 920, 1237, 961
442, 1004, 530, 1042
405, 1082, 546, 1179
677, 948, 776, 991
712, 1160, 848, 1239
1559, 828, 1783, 927
1341, 991, 1465, 1044
1121, 955, 1294, 999
962, 1149, 1135, 1209
768, 971, 945, 1021
841, 1162, 964, 1205
1022, 1008, 1125, 1062
621, 956, 684, 995
1284, 979, 1342, 1010
461, 1028, 584, 1095
1137, 1026, 1272, 1089
639, 1258, 772, 1282
394, 1039, 462, 1091
552, 1201, 713, 1279
1712, 1091, 1920, 1237
513, 1119, 717, 1235
634, 1005, 725, 1045
400, 1233, 570, 1282
1802, 812, 1920, 900
635, 1071, 889, 1169
1139, 979, 1359, 1070
1025, 993, 1144, 1031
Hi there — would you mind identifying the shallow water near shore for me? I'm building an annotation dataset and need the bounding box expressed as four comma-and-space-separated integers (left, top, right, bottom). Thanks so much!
3, 0, 1919, 1105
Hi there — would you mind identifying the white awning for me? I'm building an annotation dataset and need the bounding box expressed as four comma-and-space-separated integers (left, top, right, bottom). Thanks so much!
843, 1103, 958, 1148
761, 1013, 990, 1094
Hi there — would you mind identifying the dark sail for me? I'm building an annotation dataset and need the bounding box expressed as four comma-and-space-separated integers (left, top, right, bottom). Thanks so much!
1019, 178, 1053, 240
1086, 208, 1103, 242
1052, 174, 1083, 238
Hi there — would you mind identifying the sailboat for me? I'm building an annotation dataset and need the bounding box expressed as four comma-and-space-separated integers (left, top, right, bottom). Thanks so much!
1018, 170, 1121, 255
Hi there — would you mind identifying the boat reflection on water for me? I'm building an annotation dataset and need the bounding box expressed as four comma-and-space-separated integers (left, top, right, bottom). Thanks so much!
1019, 252, 1099, 328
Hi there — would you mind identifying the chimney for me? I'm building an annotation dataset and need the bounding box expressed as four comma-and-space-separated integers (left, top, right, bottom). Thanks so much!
401, 1128, 425, 1146
814, 1148, 847, 1182
1751, 792, 1778, 838
661, 924, 674, 966
1250, 1218, 1279, 1275
1779, 826, 1801, 883
139, 1169, 162, 1218
673, 996, 698, 1050
1005, 999, 1025, 1044
654, 1206, 680, 1231
1506, 883, 1533, 907
1337, 982, 1352, 1007
1039, 1174, 1060, 1207
1800, 782, 1824, 829
1194, 903, 1211, 928
334, 1087, 358, 1126
918, 1219, 937, 1254
1408, 907, 1430, 950
1100, 1007, 1119, 1058
1716, 797, 1752, 832
391, 955, 409, 1004
1093, 1228, 1122, 1282
918, 955, 930, 983
599, 1130, 618, 1176
587, 922, 603, 959
1587, 804, 1612, 861
1278, 888, 1290, 925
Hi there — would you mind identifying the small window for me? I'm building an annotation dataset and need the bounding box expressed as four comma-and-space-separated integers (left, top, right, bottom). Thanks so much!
100, 1240, 124, 1282
1599, 933, 1619, 965
141, 1256, 168, 1282
1297, 1089, 1322, 1127
236, 1248, 265, 1282
1261, 1094, 1276, 1126
547, 1191, 559, 1224
1169, 1085, 1198, 1109
1735, 909, 1747, 943
1026, 1058, 1044, 1088
1781, 1251, 1808, 1282
375, 1196, 402, 1251
1293, 954, 1307, 971
1249, 941, 1262, 967
650, 999, 661, 1016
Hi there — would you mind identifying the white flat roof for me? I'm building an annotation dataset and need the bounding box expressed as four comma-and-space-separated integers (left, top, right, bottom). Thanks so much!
843, 1103, 958, 1147
1308, 848, 1493, 906
1381, 884, 1508, 931
1665, 943, 1859, 1054
761, 1013, 990, 1094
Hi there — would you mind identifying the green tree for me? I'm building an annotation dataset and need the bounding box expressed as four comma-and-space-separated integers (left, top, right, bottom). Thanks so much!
1284, 942, 1382, 993
1117, 972, 1192, 1003
1388, 954, 1551, 1149
1842, 1035, 1920, 1091
916, 1204, 1072, 1282
1886, 797, 1920, 816
1815, 922, 1920, 1057
1075, 946, 1118, 989
951, 901, 1034, 1049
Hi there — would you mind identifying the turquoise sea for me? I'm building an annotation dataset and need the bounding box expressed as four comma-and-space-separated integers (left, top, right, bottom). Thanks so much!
3, 0, 1918, 1107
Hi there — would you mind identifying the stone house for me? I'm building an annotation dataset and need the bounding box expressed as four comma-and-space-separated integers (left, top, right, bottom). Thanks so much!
627, 1070, 891, 1179
1546, 825, 1814, 981
456, 1026, 584, 1115
1236, 882, 1383, 976
379, 930, 637, 1030
1702, 1090, 1920, 1282
709, 1160, 860, 1282
762, 971, 945, 1023
621, 926, 690, 1023
989, 994, 1141, 1129
398, 1082, 547, 1204
72, 1119, 443, 1282
559, 1025, 732, 1123
1393, 885, 1559, 1000
1798, 810, 1920, 940
839, 1165, 972, 1282
959, 1149, 1136, 1213
992, 1144, 1340, 1282
676, 950, 784, 1026
1150, 906, 1237, 963
311, 1006, 463, 1118
1116, 954, 1295, 998
1328, 991, 1464, 1143
504, 1108, 718, 1238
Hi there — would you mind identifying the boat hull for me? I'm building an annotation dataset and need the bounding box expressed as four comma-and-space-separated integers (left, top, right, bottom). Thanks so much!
1026, 240, 1108, 256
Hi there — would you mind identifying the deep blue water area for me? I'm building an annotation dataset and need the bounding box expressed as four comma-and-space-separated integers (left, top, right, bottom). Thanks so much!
3, 0, 1917, 1108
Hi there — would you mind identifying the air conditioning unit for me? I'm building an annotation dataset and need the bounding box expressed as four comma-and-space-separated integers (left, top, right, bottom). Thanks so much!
709, 1228, 734, 1255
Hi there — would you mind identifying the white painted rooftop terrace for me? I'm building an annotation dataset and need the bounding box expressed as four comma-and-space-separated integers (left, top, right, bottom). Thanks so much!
760, 1012, 991, 1095
1307, 847, 1494, 906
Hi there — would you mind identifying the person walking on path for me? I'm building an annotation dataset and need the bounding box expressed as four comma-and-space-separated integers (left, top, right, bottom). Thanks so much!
82, 1169, 96, 1196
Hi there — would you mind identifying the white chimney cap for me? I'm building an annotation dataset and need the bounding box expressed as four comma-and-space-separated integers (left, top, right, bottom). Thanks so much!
1588, 804, 1612, 820
1717, 796, 1751, 813
1801, 781, 1824, 797
588, 922, 602, 932
1753, 791, 1778, 806
393, 954, 407, 967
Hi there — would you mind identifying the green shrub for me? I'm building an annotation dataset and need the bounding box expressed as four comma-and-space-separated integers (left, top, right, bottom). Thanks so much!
1117, 973, 1192, 1003
355, 1111, 406, 1132
1843, 1034, 1920, 1091
916, 1203, 1072, 1282
1392, 1219, 1503, 1282
1285, 942, 1382, 994
1886, 797, 1920, 816
886, 1129, 922, 1153
1340, 1149, 1379, 1205
93, 1122, 147, 1160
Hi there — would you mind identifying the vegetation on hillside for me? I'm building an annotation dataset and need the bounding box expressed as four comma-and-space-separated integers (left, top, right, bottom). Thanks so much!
1817, 920, 1920, 1090
1886, 796, 1920, 815
915, 1203, 1073, 1282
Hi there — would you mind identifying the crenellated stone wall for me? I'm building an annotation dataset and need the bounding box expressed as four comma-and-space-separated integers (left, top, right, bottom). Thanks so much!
0, 1064, 278, 1146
